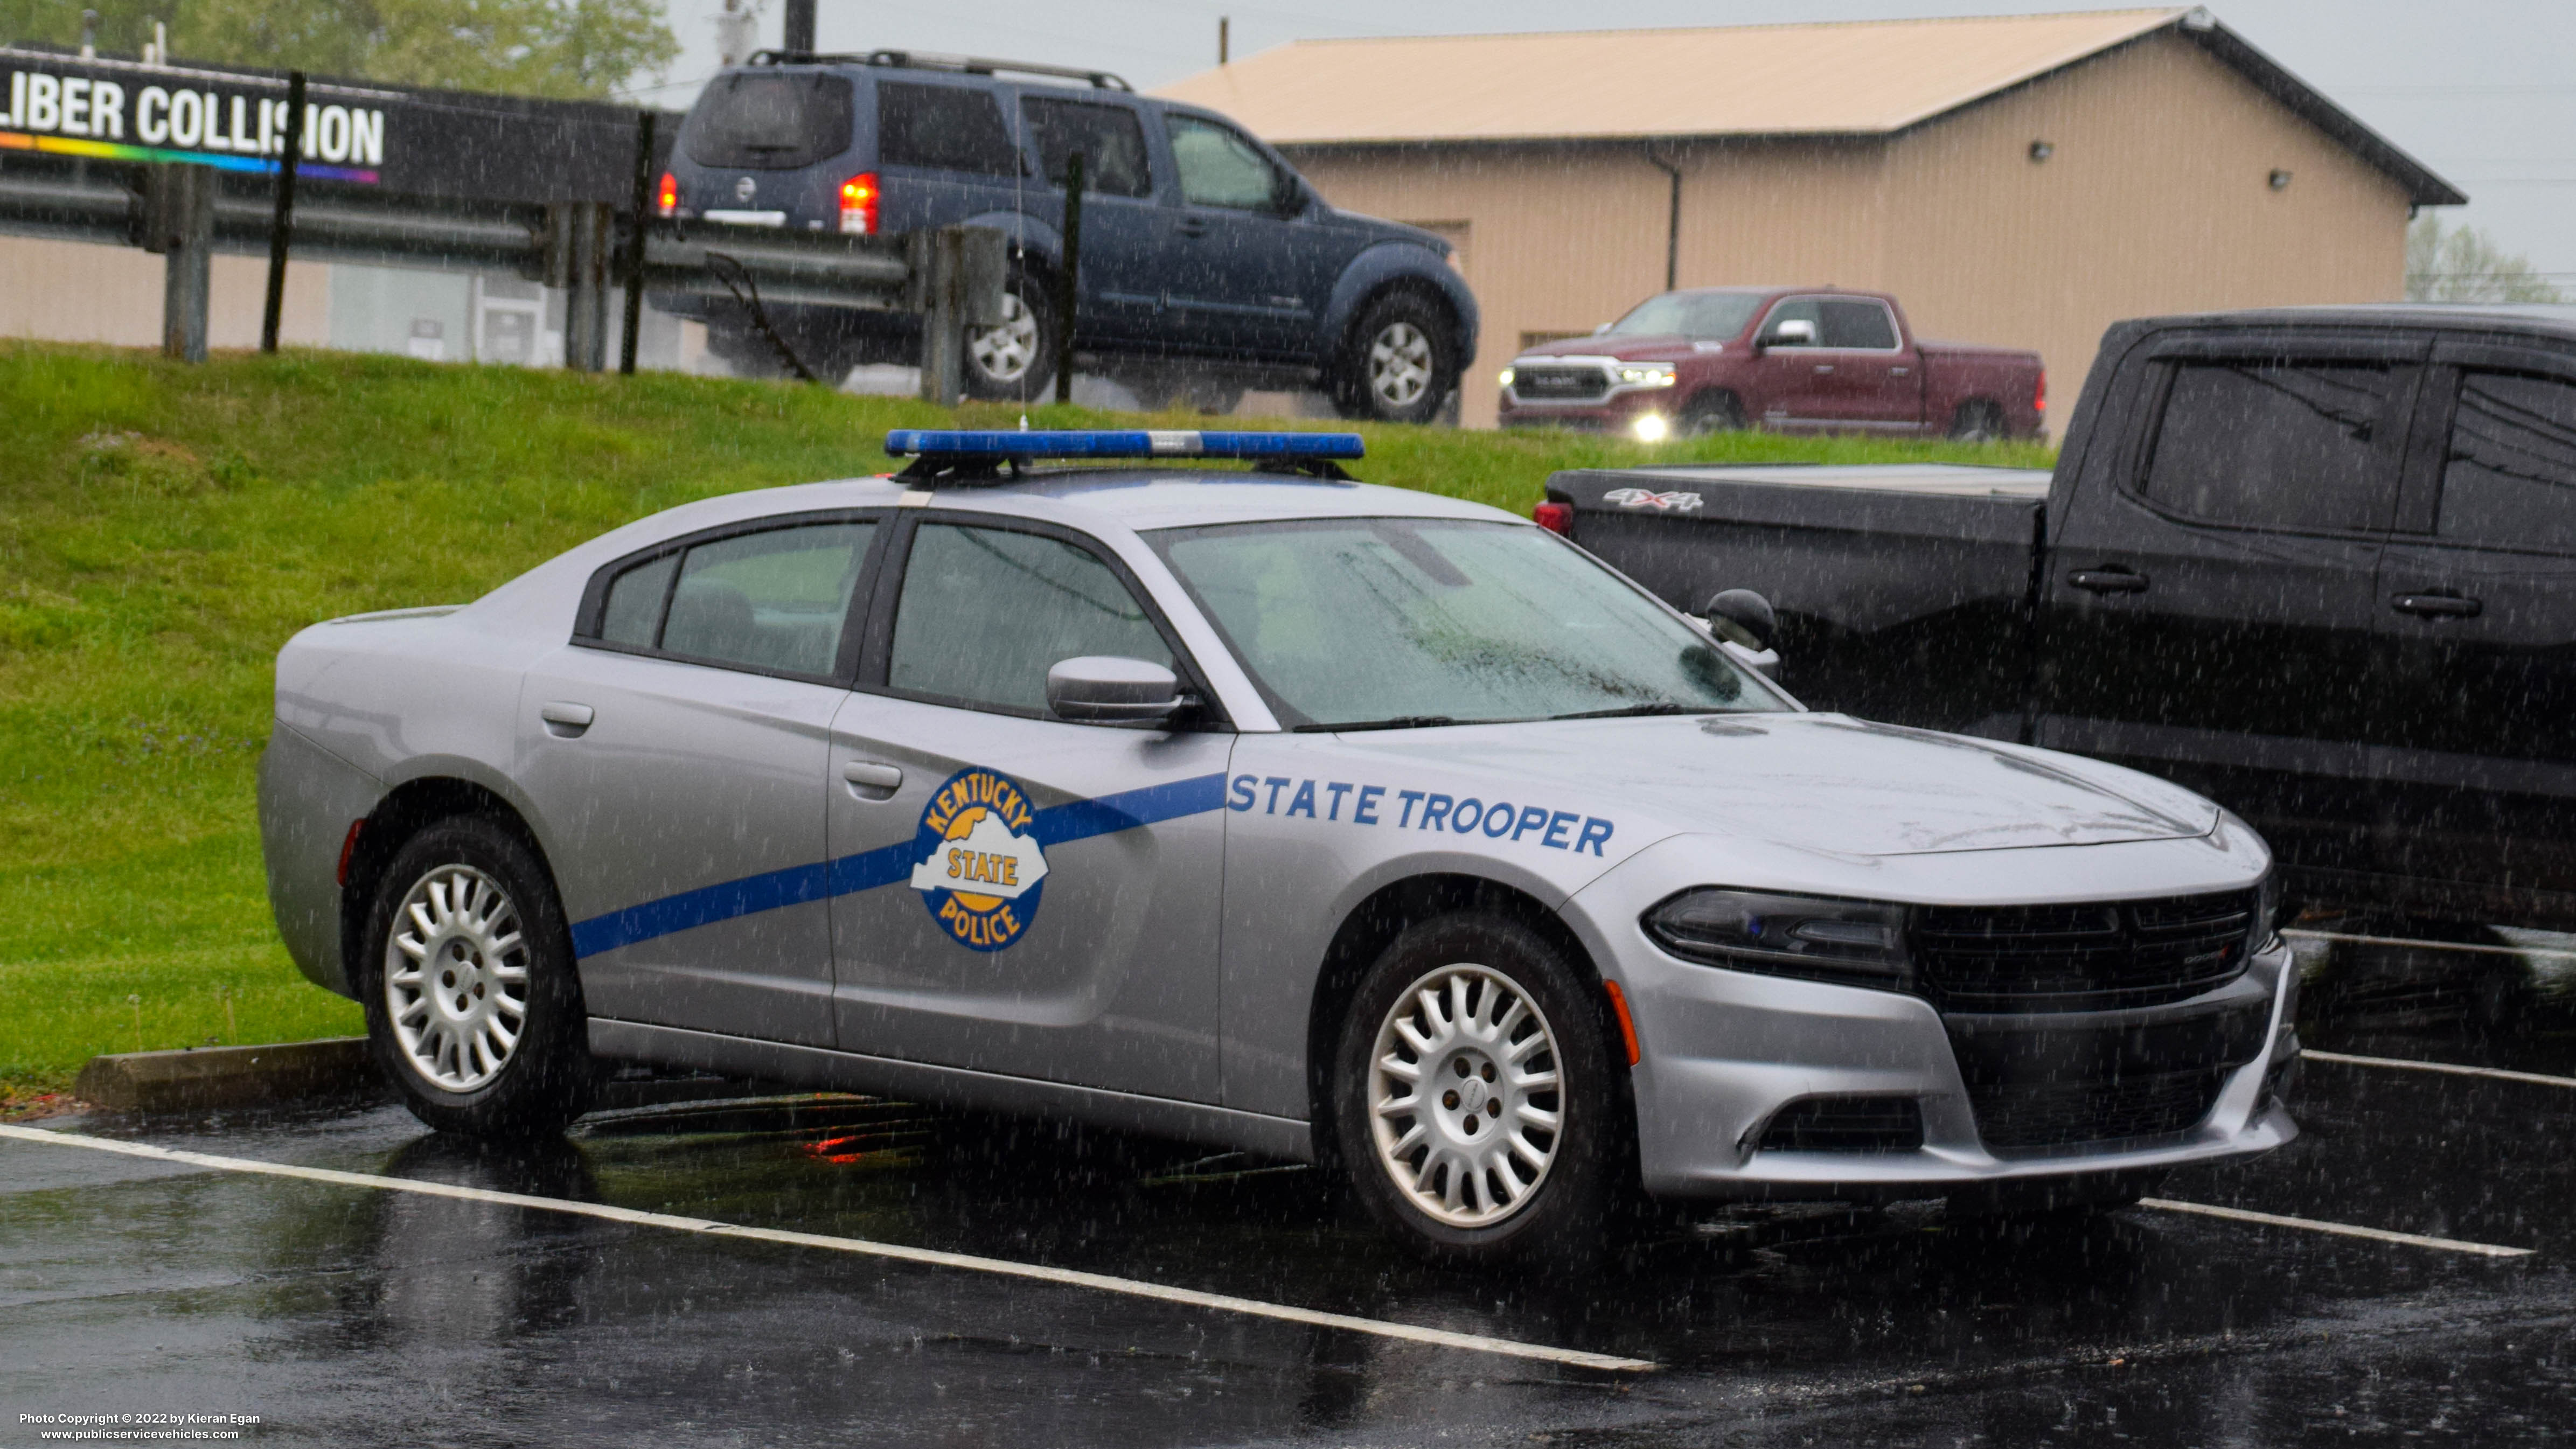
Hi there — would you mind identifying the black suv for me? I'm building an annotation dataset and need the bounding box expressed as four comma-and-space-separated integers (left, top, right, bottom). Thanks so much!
655, 49, 1479, 422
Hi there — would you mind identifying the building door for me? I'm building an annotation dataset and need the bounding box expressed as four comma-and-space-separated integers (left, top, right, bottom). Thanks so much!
826, 515, 1233, 1103
2036, 342, 2418, 886
2372, 348, 2576, 917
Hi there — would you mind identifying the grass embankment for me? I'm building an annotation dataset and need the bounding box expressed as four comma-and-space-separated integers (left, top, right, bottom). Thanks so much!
0, 342, 2053, 1105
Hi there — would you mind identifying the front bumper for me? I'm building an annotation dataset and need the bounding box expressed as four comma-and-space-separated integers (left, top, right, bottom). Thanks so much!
1498, 388, 1667, 431
1569, 847, 2298, 1200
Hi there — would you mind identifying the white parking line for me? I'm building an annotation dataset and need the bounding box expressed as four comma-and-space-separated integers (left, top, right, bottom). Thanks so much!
2138, 1198, 2535, 1258
2301, 1048, 2576, 1091
0, 1124, 1656, 1374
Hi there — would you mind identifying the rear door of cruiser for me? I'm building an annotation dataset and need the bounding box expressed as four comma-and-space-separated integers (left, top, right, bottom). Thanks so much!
2036, 328, 2421, 884
823, 511, 1234, 1102
2372, 339, 2576, 915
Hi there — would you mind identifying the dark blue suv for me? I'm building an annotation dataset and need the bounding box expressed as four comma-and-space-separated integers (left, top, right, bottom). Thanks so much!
655, 49, 1479, 423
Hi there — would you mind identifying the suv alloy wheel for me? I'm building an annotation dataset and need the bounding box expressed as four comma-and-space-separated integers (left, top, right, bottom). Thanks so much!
1335, 292, 1457, 426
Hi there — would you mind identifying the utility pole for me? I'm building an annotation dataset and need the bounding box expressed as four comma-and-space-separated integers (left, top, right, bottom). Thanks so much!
1219, 17, 1229, 65
715, 0, 758, 67
783, 0, 815, 54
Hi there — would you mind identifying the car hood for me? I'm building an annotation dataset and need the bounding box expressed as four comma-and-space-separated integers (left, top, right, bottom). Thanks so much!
1336, 713, 2218, 859
1516, 334, 1703, 362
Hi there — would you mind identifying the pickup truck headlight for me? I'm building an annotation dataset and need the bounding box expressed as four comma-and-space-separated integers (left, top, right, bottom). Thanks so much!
1643, 888, 1912, 991
1616, 363, 1677, 388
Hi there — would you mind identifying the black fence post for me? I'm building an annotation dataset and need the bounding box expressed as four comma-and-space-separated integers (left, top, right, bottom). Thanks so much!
260, 71, 306, 354
1053, 151, 1083, 406
620, 110, 655, 376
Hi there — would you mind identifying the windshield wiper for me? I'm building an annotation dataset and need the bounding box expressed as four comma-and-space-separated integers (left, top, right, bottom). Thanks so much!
1292, 715, 1461, 733
1544, 702, 1722, 721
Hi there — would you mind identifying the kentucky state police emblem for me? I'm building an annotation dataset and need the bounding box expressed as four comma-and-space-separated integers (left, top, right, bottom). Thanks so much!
908, 767, 1049, 951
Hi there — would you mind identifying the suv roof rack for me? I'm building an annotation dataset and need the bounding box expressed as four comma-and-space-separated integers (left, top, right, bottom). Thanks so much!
749, 48, 1132, 91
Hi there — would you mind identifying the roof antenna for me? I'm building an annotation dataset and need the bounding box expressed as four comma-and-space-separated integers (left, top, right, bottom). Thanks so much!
1019, 413, 1028, 430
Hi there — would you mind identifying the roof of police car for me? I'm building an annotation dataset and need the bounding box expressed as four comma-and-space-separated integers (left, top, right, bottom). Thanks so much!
735, 466, 1521, 534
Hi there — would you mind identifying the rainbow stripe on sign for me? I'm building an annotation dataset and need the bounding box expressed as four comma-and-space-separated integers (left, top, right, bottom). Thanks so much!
0, 127, 379, 183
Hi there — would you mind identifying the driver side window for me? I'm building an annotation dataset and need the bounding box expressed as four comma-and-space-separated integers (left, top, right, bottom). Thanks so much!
888, 523, 1173, 716
1165, 113, 1289, 212
1759, 298, 1822, 345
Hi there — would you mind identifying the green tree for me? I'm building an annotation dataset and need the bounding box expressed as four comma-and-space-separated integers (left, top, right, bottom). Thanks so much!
1, 0, 676, 100
2407, 215, 2563, 304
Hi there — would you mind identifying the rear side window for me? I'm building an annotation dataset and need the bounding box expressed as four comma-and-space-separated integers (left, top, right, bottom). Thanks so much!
1021, 97, 1154, 198
876, 81, 1023, 176
1166, 114, 1284, 211
686, 73, 854, 170
589, 521, 875, 677
2139, 361, 2397, 532
889, 524, 1171, 715
1819, 299, 1899, 350
2440, 370, 2576, 552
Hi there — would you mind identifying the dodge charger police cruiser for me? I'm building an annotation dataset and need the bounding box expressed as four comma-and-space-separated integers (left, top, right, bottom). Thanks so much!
259, 430, 2297, 1263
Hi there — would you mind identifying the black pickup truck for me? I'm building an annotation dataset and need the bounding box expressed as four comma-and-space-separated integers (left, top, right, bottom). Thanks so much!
1547, 304, 2576, 933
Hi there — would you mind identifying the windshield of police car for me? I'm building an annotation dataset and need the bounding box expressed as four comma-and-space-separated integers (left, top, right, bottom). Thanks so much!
1152, 518, 1788, 729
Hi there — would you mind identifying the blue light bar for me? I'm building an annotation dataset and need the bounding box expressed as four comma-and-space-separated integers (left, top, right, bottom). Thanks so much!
885, 428, 1364, 462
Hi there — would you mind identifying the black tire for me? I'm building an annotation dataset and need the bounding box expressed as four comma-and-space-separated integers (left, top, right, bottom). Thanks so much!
962, 273, 1059, 402
357, 817, 592, 1138
1329, 291, 1459, 426
1947, 400, 2006, 442
1331, 912, 1630, 1266
1680, 391, 1746, 435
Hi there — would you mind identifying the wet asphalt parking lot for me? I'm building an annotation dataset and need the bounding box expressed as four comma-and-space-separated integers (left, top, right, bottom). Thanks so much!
5, 932, 2573, 1448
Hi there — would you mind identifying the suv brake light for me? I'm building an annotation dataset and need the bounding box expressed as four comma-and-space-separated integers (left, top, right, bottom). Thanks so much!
657, 171, 678, 218
2035, 369, 2047, 412
1533, 500, 1574, 536
840, 173, 879, 235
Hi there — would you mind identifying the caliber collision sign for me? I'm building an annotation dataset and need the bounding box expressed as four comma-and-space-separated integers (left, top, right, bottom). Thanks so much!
0, 47, 657, 204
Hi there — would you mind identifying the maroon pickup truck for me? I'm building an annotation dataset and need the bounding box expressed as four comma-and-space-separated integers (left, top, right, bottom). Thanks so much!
1497, 287, 2046, 442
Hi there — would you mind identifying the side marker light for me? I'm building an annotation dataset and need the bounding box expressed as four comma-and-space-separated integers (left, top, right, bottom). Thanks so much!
1603, 980, 1642, 1067
336, 819, 366, 888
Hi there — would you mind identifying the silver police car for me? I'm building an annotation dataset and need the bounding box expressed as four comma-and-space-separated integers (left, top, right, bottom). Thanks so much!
259, 429, 2296, 1263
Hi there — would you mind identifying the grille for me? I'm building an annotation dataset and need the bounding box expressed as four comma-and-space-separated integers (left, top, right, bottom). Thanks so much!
1511, 365, 1609, 401
1912, 890, 2254, 1012
1757, 1096, 1924, 1153
1967, 1067, 2230, 1153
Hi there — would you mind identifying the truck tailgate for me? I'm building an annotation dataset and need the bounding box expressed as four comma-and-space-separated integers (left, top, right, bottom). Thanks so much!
1552, 464, 2049, 736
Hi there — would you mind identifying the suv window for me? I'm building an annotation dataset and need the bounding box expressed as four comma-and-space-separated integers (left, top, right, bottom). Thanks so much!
1819, 298, 1899, 350
2140, 360, 2398, 532
594, 521, 875, 677
876, 81, 1023, 176
685, 73, 854, 170
889, 524, 1172, 715
1021, 97, 1154, 199
2441, 369, 2576, 552
1166, 114, 1284, 211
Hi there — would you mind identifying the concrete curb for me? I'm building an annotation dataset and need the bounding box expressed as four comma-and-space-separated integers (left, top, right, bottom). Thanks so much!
73, 1037, 381, 1113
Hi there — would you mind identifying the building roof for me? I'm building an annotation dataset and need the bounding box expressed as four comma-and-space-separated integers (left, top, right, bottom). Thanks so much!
1154, 7, 2464, 206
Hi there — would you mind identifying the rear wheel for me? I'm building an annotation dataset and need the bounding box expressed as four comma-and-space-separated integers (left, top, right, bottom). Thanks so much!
962, 275, 1058, 401
1947, 400, 2006, 442
1331, 292, 1458, 425
1333, 914, 1627, 1265
359, 817, 591, 1138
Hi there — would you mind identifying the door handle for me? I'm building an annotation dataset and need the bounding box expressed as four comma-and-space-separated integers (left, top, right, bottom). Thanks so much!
1812, 364, 1835, 374
1889, 366, 1910, 377
2069, 568, 2150, 595
2391, 591, 2483, 619
843, 761, 905, 799
1175, 217, 1209, 238
539, 701, 594, 737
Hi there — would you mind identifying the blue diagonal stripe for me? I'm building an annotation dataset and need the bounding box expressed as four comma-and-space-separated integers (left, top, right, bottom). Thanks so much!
569, 771, 1229, 958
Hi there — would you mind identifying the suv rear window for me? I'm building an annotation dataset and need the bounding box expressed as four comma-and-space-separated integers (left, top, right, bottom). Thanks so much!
685, 73, 854, 170
1021, 97, 1154, 198
878, 81, 1024, 176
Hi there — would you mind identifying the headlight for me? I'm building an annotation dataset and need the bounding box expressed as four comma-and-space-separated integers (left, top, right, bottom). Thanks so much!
1616, 363, 1677, 388
1643, 889, 1912, 991
2251, 872, 2282, 953
1498, 366, 1516, 388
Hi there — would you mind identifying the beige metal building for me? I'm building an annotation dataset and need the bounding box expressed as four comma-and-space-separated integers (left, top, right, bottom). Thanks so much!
1158, 8, 2463, 429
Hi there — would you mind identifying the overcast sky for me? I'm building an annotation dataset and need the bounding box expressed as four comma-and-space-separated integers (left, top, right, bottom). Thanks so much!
630, 1, 2576, 276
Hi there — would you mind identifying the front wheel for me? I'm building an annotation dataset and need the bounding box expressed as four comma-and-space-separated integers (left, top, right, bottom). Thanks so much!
1333, 914, 1628, 1265
1331, 293, 1459, 425
359, 817, 591, 1138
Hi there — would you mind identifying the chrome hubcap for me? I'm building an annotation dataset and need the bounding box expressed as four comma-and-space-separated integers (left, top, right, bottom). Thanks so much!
1367, 964, 1563, 1228
1368, 321, 1432, 407
385, 866, 530, 1093
969, 292, 1040, 382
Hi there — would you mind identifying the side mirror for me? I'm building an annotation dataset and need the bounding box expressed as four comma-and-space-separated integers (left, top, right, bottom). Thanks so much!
1700, 589, 1777, 652
1758, 318, 1817, 350
1273, 177, 1310, 217
1591, 322, 1614, 335
1047, 656, 1188, 724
